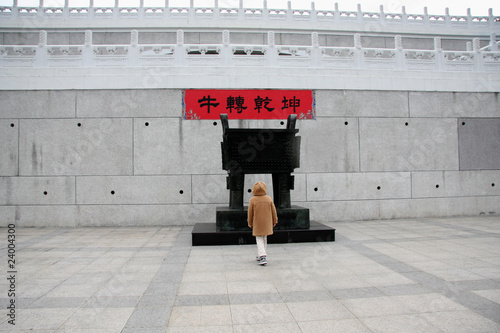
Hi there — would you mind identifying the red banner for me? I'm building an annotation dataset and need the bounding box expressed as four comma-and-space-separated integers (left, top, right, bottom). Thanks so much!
183, 89, 315, 120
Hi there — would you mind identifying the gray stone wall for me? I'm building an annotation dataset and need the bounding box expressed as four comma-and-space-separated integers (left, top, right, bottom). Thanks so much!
0, 89, 499, 226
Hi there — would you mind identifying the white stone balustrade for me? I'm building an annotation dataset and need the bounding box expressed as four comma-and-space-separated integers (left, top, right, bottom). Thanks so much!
0, 0, 498, 35
1, 29, 499, 73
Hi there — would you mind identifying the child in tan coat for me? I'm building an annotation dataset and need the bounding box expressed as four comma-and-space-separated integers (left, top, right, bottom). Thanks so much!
248, 182, 278, 265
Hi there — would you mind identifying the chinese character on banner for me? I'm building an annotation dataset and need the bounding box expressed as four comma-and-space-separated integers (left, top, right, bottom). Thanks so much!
226, 96, 247, 114
183, 90, 315, 119
197, 95, 220, 113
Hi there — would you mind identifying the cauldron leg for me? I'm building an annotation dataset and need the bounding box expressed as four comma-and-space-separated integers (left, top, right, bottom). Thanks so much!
272, 173, 294, 209
227, 173, 245, 209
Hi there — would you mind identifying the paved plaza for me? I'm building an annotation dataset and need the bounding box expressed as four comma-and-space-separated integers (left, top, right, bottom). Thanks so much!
1, 216, 500, 332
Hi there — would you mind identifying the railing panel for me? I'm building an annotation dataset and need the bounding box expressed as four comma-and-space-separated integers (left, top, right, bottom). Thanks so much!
0, 30, 498, 74
405, 50, 437, 70
483, 51, 500, 71
47, 46, 83, 67
139, 45, 175, 66
93, 45, 129, 66
444, 51, 475, 71
363, 48, 397, 69
321, 47, 356, 69
0, 46, 37, 67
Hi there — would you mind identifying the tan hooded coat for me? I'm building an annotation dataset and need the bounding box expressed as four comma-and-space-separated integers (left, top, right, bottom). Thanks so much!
248, 182, 278, 236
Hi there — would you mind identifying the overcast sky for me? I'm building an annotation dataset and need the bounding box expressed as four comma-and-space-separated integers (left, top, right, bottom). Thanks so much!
2, 0, 497, 16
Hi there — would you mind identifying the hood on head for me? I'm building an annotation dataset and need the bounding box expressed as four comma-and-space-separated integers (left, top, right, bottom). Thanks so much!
252, 182, 267, 196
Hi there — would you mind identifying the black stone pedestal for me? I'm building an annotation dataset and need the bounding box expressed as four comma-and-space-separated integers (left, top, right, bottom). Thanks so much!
216, 205, 310, 231
192, 221, 335, 246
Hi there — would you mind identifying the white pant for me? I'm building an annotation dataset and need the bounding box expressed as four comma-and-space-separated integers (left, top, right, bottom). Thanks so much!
256, 236, 267, 257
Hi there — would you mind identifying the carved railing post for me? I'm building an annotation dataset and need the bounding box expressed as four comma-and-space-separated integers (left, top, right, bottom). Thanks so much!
311, 32, 321, 67
174, 29, 185, 66
12, 0, 19, 18
129, 30, 139, 66
63, 0, 69, 18
491, 33, 499, 51
379, 5, 386, 25
89, 0, 94, 19
267, 31, 277, 67
354, 33, 363, 68
262, 0, 269, 20
473, 37, 483, 71
138, 0, 144, 19
238, 0, 244, 20
356, 4, 362, 23
310, 2, 317, 22
401, 6, 408, 24
213, 0, 219, 19
444, 7, 451, 27
221, 30, 231, 66
434, 37, 443, 71
35, 30, 48, 67
188, 0, 195, 21
113, 0, 119, 19
423, 6, 429, 25
488, 8, 495, 30
395, 35, 404, 70
333, 2, 340, 22
466, 8, 472, 29
82, 30, 93, 67
38, 0, 44, 19
164, 0, 169, 20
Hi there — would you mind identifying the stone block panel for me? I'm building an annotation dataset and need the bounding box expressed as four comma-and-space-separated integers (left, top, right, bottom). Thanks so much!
316, 90, 409, 117
0, 120, 18, 176
13, 204, 215, 227
134, 118, 222, 175
243, 173, 307, 204
19, 118, 133, 176
192, 173, 307, 205
305, 196, 499, 222
76, 175, 191, 205
0, 90, 76, 119
412, 171, 500, 198
0, 206, 15, 224
8, 196, 499, 227
359, 118, 458, 171
306, 172, 411, 201
72, 204, 216, 226
298, 118, 359, 173
459, 118, 500, 170
0, 176, 75, 205
76, 89, 182, 118
192, 174, 227, 204
409, 92, 499, 118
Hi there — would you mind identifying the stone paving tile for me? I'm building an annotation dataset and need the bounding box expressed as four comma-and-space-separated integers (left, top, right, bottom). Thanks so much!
233, 322, 302, 333
60, 307, 135, 331
168, 305, 232, 327
0, 308, 78, 331
287, 300, 355, 321
2, 216, 500, 331
297, 318, 372, 333
230, 303, 295, 325
360, 313, 442, 333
